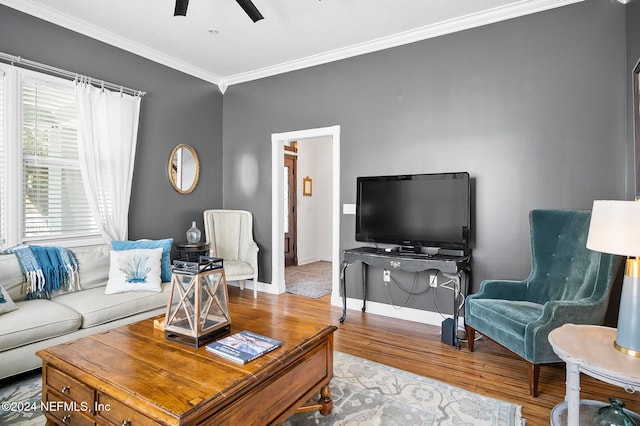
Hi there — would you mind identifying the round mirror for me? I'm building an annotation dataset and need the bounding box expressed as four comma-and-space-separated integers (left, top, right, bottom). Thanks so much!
168, 144, 200, 194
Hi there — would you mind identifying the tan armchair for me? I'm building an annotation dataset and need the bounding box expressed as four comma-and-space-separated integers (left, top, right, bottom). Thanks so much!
203, 209, 259, 298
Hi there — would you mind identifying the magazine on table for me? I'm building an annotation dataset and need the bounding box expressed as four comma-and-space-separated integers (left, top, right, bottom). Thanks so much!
206, 330, 282, 364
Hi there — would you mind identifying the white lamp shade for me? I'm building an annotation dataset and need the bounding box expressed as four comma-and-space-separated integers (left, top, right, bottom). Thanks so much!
587, 200, 640, 257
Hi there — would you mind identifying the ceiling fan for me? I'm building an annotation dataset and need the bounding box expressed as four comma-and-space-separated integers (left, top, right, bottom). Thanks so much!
174, 0, 264, 22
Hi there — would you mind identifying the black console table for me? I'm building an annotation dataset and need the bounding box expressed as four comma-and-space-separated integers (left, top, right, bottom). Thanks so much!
339, 247, 471, 346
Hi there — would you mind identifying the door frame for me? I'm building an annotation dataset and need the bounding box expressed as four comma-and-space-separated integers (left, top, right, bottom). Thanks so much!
271, 126, 341, 296
284, 151, 298, 267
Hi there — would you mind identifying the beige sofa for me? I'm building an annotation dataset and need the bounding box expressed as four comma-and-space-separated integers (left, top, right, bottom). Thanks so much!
0, 244, 175, 380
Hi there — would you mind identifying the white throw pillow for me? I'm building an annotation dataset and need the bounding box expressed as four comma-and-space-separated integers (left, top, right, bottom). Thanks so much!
0, 285, 17, 314
105, 248, 163, 294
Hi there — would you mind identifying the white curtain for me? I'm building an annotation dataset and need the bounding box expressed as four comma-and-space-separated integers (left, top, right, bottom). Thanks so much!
75, 82, 142, 242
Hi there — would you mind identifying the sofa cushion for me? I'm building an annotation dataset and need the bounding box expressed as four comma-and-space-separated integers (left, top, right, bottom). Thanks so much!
111, 239, 173, 282
72, 244, 111, 291
0, 299, 81, 351
0, 254, 26, 302
0, 245, 111, 302
0, 285, 18, 315
53, 284, 172, 329
106, 248, 163, 294
468, 299, 544, 337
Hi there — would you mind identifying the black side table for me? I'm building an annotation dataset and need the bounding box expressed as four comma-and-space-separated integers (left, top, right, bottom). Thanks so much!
175, 242, 209, 262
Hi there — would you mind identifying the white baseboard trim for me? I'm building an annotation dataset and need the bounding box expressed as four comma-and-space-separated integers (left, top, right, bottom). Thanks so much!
296, 256, 332, 265
234, 282, 464, 328
330, 295, 465, 328
227, 280, 283, 295
297, 257, 318, 266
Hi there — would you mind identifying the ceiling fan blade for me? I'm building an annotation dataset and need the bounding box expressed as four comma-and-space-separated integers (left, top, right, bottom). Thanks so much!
174, 0, 189, 16
236, 0, 264, 22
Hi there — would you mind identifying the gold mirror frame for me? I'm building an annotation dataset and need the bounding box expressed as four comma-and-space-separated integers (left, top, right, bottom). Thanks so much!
168, 144, 200, 194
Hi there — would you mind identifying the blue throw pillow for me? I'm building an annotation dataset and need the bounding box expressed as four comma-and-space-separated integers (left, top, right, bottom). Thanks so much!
111, 238, 173, 282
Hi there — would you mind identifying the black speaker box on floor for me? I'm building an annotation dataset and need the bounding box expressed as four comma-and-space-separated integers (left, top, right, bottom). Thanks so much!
441, 318, 457, 346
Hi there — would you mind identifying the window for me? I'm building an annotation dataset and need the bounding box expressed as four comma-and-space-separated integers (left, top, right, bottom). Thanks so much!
0, 64, 100, 248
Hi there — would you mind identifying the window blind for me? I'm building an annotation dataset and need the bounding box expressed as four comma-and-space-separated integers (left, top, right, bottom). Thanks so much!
21, 79, 98, 240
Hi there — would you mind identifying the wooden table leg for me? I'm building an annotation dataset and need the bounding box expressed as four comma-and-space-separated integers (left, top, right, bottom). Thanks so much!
295, 384, 333, 416
318, 383, 333, 415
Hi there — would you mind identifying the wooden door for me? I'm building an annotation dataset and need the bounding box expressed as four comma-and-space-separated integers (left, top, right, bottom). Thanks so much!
284, 152, 298, 267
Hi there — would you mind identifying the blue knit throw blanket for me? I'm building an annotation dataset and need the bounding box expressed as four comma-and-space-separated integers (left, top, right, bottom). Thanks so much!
14, 246, 79, 299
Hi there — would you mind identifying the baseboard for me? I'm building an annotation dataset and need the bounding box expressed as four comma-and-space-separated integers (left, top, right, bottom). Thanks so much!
227, 280, 283, 295
330, 295, 464, 328
233, 281, 464, 328
297, 256, 318, 266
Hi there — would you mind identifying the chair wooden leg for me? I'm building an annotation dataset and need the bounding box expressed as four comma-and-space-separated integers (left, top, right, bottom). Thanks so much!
528, 362, 540, 397
465, 325, 476, 352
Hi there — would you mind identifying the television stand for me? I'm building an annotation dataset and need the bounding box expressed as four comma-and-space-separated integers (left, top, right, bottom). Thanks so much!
339, 247, 471, 348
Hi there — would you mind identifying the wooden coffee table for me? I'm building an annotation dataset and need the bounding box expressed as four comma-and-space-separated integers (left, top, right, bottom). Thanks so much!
36, 304, 337, 425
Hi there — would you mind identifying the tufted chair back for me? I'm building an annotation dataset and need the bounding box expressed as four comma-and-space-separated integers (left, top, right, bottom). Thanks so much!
526, 210, 607, 304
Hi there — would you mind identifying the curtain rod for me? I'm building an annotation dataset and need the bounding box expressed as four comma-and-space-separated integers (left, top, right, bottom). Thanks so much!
0, 52, 146, 97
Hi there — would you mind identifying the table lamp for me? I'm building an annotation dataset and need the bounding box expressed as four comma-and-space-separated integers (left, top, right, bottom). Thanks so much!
586, 200, 640, 357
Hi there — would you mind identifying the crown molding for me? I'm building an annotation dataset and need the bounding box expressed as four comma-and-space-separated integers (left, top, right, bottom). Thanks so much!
223, 0, 584, 87
0, 0, 223, 88
3, 0, 584, 92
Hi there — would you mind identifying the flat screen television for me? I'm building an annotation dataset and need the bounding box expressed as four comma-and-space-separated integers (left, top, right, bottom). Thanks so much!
355, 172, 471, 252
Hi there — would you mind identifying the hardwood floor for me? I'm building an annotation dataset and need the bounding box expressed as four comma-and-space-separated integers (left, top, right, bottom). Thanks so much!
229, 287, 640, 426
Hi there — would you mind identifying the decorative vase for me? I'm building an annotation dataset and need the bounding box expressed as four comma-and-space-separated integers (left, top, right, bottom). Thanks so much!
593, 397, 637, 426
186, 221, 201, 244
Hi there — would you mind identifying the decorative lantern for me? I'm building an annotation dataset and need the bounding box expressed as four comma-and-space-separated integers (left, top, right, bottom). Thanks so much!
165, 256, 231, 347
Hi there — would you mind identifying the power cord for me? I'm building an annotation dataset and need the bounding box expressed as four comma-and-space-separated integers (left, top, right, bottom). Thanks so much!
382, 269, 473, 340
383, 270, 434, 309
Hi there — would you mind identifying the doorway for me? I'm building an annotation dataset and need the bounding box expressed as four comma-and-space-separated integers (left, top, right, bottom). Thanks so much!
271, 126, 341, 303
284, 146, 297, 267
284, 137, 333, 298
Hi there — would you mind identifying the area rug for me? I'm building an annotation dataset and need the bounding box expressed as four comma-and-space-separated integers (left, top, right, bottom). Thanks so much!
284, 351, 523, 426
0, 352, 522, 426
286, 281, 332, 298
285, 261, 332, 299
0, 370, 42, 426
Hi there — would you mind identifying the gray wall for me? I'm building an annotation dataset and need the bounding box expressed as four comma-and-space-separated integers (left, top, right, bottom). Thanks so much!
628, 0, 640, 198
223, 0, 629, 309
0, 6, 223, 250
1, 1, 635, 313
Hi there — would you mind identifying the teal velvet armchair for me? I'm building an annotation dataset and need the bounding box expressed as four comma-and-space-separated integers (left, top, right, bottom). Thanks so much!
465, 210, 622, 397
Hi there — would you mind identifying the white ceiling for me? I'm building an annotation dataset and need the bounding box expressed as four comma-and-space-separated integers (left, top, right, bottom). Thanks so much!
2, 0, 583, 92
